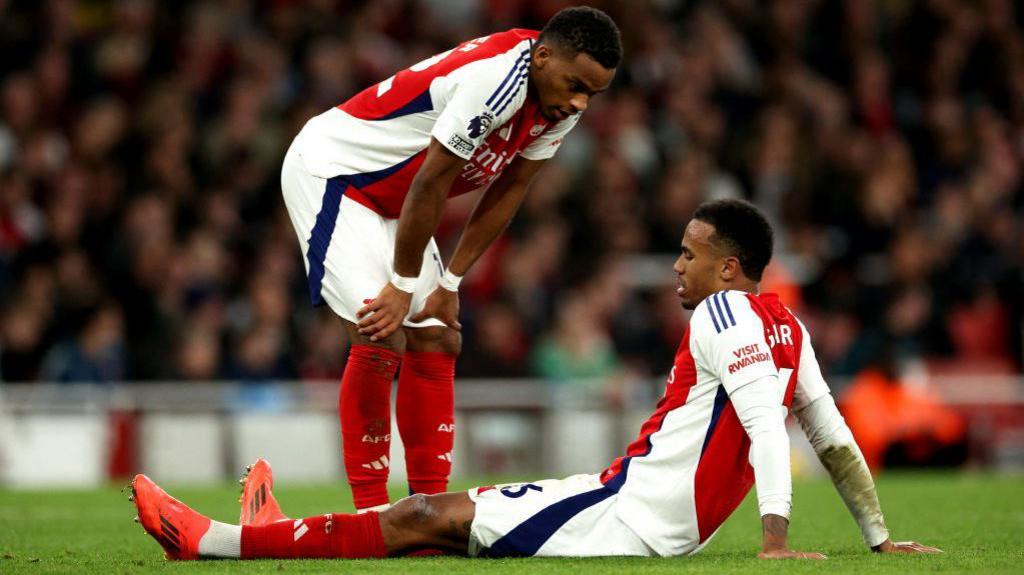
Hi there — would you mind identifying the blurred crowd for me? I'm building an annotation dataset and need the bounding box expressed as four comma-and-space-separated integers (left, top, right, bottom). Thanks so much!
0, 0, 1021, 391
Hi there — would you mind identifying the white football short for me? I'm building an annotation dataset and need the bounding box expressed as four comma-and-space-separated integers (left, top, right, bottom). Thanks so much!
280, 135, 446, 328
467, 474, 655, 558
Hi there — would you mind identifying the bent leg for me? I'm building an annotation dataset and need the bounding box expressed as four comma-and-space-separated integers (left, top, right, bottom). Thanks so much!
398, 326, 460, 495
282, 162, 408, 511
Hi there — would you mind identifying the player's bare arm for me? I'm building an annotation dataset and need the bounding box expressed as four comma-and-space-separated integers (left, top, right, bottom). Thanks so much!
357, 139, 467, 341
409, 156, 546, 329
449, 156, 545, 276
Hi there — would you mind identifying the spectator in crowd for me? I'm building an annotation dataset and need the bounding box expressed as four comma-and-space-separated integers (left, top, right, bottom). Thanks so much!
532, 290, 621, 387
39, 301, 126, 383
0, 0, 1018, 399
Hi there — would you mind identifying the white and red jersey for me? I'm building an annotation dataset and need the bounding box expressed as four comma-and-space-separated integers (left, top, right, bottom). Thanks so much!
292, 29, 579, 218
599, 290, 831, 556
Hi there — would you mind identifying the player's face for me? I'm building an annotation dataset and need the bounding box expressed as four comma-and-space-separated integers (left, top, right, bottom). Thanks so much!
673, 220, 725, 310
531, 44, 614, 122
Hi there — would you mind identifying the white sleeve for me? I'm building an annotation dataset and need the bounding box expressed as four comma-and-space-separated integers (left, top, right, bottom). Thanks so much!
791, 318, 831, 411
730, 376, 792, 518
790, 316, 888, 547
692, 292, 790, 518
692, 291, 779, 396
430, 57, 525, 160
519, 113, 581, 160
789, 315, 847, 454
794, 388, 890, 547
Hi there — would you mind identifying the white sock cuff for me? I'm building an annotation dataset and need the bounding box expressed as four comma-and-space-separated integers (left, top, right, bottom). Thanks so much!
197, 520, 242, 558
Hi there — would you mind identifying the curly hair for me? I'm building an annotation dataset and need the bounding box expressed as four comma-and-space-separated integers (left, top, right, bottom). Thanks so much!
539, 6, 622, 69
693, 200, 775, 281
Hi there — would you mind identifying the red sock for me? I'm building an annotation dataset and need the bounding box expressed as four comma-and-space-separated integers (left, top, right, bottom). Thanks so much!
241, 512, 386, 559
396, 351, 456, 495
340, 345, 400, 509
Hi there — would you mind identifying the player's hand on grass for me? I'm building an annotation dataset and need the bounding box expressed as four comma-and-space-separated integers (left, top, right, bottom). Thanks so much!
872, 539, 943, 554
408, 287, 462, 330
758, 549, 828, 560
357, 282, 413, 341
758, 514, 824, 560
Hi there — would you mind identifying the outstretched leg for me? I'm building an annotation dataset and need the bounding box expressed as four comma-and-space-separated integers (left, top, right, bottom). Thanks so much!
131, 474, 474, 560
238, 492, 474, 558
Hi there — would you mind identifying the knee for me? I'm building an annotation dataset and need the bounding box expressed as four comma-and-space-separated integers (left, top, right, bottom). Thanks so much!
437, 329, 461, 356
372, 332, 408, 355
406, 327, 461, 356
345, 320, 407, 355
386, 493, 438, 529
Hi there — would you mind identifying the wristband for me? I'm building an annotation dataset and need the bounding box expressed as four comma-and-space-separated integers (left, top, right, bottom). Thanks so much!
439, 269, 463, 292
390, 272, 418, 293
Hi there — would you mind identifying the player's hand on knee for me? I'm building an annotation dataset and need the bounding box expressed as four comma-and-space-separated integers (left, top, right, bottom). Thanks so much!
757, 549, 827, 560
357, 283, 413, 341
408, 287, 461, 330
872, 540, 942, 554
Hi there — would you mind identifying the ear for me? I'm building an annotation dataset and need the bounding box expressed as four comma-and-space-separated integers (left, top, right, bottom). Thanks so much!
720, 256, 742, 281
533, 42, 552, 69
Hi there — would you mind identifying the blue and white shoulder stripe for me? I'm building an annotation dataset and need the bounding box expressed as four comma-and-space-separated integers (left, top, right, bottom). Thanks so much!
484, 44, 532, 115
703, 291, 738, 334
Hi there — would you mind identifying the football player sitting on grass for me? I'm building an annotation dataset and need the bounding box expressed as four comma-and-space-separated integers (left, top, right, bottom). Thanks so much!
129, 200, 940, 560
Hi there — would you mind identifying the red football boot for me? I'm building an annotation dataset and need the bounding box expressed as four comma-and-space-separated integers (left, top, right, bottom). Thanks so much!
238, 458, 288, 526
130, 474, 211, 560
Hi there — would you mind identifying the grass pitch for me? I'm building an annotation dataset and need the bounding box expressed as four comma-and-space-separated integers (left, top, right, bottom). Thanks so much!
0, 472, 1020, 574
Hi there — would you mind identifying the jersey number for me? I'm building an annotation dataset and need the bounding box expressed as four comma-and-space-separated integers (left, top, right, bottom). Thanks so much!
500, 483, 543, 498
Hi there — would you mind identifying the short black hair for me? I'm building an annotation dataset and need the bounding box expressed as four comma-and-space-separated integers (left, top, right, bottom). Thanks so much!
539, 6, 622, 69
693, 199, 774, 281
